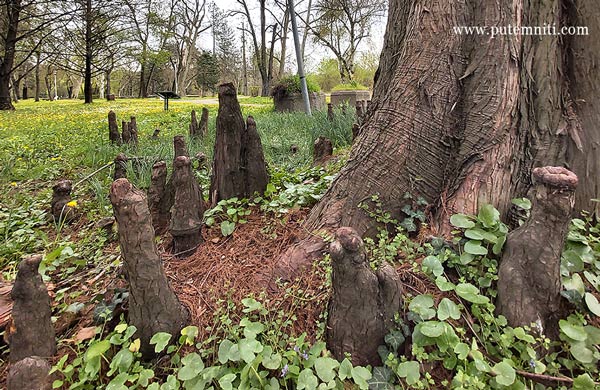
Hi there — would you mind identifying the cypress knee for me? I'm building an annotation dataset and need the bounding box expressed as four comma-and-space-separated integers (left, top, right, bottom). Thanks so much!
108, 110, 120, 144
497, 167, 578, 338
173, 135, 189, 158
121, 121, 131, 144
327, 227, 403, 366
327, 102, 334, 121
8, 255, 56, 362
110, 179, 189, 358
170, 156, 204, 257
313, 136, 333, 165
51, 180, 75, 223
113, 153, 127, 180
242, 116, 269, 196
199, 107, 209, 137
211, 83, 269, 203
189, 110, 198, 138
148, 161, 169, 234
7, 357, 52, 390
129, 116, 138, 147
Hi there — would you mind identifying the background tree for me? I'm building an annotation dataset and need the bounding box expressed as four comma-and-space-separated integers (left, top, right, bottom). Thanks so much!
211, 5, 240, 86
196, 50, 219, 95
307, 0, 385, 82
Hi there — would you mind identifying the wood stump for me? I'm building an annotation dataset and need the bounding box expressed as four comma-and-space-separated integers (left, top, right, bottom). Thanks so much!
121, 121, 131, 144
148, 161, 169, 235
106, 94, 115, 101
210, 83, 269, 203
313, 136, 333, 165
189, 110, 199, 138
170, 156, 204, 257
327, 227, 403, 366
8, 255, 56, 362
51, 180, 75, 223
113, 153, 127, 181
110, 179, 189, 359
7, 356, 52, 390
108, 110, 121, 144
497, 167, 578, 338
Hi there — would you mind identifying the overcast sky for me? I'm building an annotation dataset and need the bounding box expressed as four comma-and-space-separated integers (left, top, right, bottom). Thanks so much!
199, 0, 387, 72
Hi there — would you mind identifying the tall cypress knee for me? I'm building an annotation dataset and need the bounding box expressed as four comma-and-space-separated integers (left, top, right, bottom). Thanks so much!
121, 121, 131, 144
8, 255, 56, 362
170, 156, 204, 257
199, 107, 209, 137
327, 227, 403, 366
497, 167, 578, 338
210, 83, 268, 203
129, 116, 138, 147
108, 110, 120, 144
189, 110, 198, 138
110, 178, 189, 359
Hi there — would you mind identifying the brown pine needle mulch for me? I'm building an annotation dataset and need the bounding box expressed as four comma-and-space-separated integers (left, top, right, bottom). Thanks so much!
164, 208, 331, 344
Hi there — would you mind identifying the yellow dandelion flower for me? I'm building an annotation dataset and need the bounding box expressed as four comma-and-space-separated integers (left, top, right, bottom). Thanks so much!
10, 182, 17, 187
66, 200, 78, 208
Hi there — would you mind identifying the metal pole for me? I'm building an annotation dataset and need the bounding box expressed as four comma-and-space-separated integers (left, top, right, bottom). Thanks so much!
287, 0, 311, 115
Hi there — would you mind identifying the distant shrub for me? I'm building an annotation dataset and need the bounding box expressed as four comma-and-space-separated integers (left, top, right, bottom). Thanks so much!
271, 75, 321, 100
331, 81, 369, 91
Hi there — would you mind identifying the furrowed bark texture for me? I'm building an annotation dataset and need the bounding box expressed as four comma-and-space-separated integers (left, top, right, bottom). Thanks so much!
108, 111, 121, 144
170, 156, 204, 257
110, 179, 189, 359
497, 167, 577, 338
121, 121, 131, 144
210, 83, 268, 203
174, 135, 189, 158
8, 255, 56, 362
129, 117, 138, 147
113, 153, 127, 181
327, 228, 403, 366
272, 0, 600, 281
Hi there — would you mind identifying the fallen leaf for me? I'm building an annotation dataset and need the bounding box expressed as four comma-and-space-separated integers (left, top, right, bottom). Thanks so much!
74, 326, 97, 342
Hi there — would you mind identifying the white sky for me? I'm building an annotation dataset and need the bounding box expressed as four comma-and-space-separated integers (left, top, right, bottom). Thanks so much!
200, 0, 387, 72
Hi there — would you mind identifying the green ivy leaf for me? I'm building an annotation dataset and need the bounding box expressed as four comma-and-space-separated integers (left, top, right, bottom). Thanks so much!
243, 321, 266, 339
218, 373, 237, 390
453, 343, 470, 360
149, 332, 171, 354
437, 298, 461, 321
559, 319, 588, 341
338, 358, 353, 381
395, 361, 420, 385
108, 348, 133, 376
85, 339, 111, 360
511, 198, 531, 210
314, 357, 339, 383
384, 329, 405, 351
464, 240, 488, 256
478, 204, 500, 228
573, 373, 596, 389
178, 353, 204, 381
419, 321, 445, 338
455, 283, 490, 305
450, 214, 475, 229
492, 360, 516, 386
297, 368, 318, 390
221, 220, 236, 236
351, 366, 372, 389
435, 276, 456, 291
584, 292, 600, 316
409, 295, 436, 320
422, 256, 444, 277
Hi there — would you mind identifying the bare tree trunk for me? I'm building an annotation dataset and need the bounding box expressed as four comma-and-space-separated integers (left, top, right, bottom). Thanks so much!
34, 51, 41, 102
0, 0, 21, 110
497, 167, 578, 338
270, 0, 600, 283
110, 179, 189, 359
83, 0, 93, 104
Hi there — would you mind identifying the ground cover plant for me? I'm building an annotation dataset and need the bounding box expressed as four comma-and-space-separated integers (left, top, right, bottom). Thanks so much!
0, 95, 599, 389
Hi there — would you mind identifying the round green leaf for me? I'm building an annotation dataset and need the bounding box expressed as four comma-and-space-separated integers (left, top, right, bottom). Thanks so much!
492, 360, 516, 386
559, 319, 588, 341
450, 214, 475, 229
438, 298, 461, 321
584, 292, 600, 316
464, 240, 488, 256
419, 321, 445, 338
455, 283, 490, 304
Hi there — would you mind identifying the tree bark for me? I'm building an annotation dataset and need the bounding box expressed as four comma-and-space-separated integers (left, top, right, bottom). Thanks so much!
242, 116, 269, 196
0, 0, 21, 110
121, 121, 131, 144
199, 107, 209, 138
113, 153, 127, 181
129, 116, 138, 147
84, 0, 93, 104
189, 110, 198, 138
110, 179, 189, 359
327, 227, 403, 366
271, 0, 600, 281
170, 156, 204, 257
497, 167, 577, 338
173, 135, 189, 158
8, 255, 56, 362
